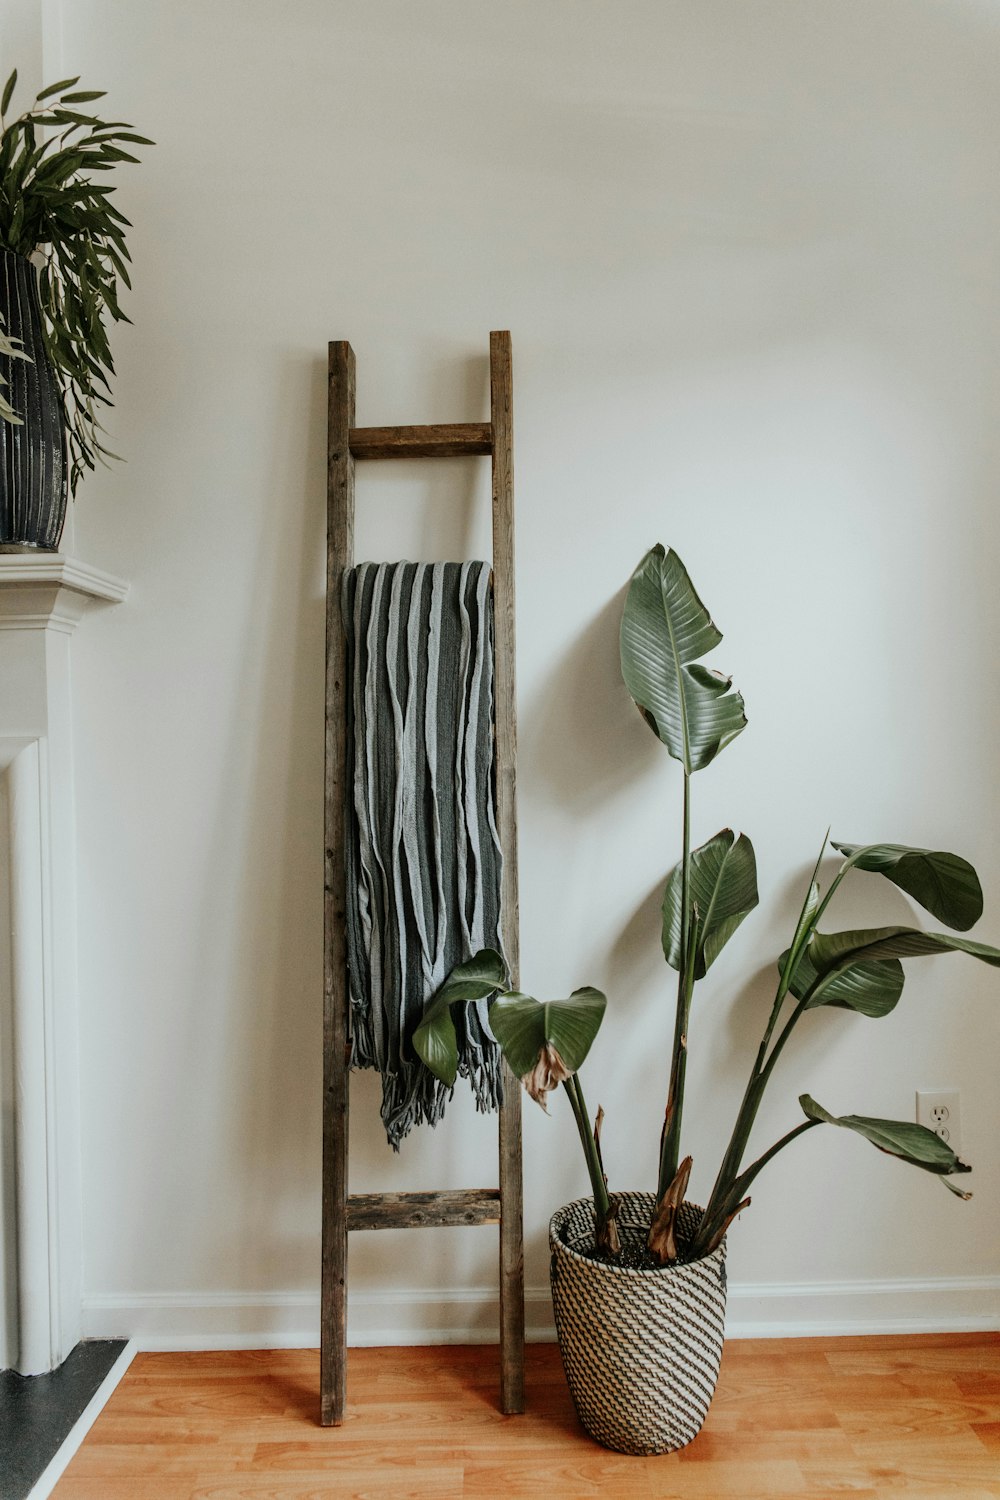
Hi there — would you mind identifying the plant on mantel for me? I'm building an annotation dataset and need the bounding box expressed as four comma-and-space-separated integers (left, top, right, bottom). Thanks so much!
0, 68, 152, 494
416, 544, 999, 1266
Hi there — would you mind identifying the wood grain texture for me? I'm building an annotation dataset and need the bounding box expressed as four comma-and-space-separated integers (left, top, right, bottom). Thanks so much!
490, 330, 525, 1416
346, 1189, 501, 1230
321, 333, 525, 1425
53, 1335, 1000, 1500
349, 422, 492, 459
321, 340, 355, 1428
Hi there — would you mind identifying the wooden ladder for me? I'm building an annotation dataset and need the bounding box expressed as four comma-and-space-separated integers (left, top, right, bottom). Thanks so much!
321, 331, 525, 1425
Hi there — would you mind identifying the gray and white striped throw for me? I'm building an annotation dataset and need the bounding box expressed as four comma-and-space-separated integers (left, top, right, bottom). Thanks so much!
343, 560, 505, 1149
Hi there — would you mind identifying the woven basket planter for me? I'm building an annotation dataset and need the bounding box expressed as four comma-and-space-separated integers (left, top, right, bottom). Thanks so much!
549, 1192, 727, 1455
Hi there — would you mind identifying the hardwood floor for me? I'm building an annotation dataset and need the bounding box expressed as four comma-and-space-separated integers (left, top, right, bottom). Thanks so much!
53, 1334, 1000, 1499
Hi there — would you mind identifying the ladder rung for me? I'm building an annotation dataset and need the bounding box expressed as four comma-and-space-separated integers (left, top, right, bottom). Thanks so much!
346, 1188, 501, 1230
349, 423, 492, 460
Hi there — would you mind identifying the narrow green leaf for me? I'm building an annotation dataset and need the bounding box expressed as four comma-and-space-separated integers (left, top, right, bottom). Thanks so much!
1, 70, 17, 116
832, 843, 983, 932
35, 76, 81, 101
412, 949, 507, 1086
620, 545, 747, 773
60, 90, 107, 103
662, 829, 758, 976
800, 1094, 971, 1183
97, 145, 140, 163
787, 877, 821, 962
102, 245, 131, 289
45, 109, 103, 127
88, 131, 153, 146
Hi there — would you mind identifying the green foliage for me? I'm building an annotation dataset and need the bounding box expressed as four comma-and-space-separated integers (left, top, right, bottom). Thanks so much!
619, 545, 746, 773
807, 924, 1000, 969
0, 69, 153, 495
417, 957, 613, 1245
412, 949, 507, 1087
416, 953, 608, 1096
661, 829, 758, 977
831, 843, 982, 931
615, 545, 995, 1265
489, 988, 607, 1081
418, 548, 999, 1270
782, 942, 905, 1017
799, 1095, 972, 1196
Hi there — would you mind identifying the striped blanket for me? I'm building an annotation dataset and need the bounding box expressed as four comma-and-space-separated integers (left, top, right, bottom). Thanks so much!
342, 560, 505, 1148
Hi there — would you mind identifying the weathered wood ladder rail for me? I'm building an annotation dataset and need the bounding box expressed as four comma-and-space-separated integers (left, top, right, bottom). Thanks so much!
322, 331, 524, 1426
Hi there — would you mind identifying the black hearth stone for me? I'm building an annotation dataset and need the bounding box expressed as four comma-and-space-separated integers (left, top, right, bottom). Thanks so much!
0, 1339, 127, 1500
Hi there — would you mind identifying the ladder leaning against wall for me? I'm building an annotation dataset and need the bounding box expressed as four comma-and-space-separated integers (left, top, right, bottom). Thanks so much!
321, 331, 525, 1425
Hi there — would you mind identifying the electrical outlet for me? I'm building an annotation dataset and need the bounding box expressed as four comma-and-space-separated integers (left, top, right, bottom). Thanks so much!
916, 1089, 961, 1152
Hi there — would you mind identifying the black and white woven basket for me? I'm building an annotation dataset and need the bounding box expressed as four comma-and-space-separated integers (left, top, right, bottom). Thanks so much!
549, 1192, 727, 1455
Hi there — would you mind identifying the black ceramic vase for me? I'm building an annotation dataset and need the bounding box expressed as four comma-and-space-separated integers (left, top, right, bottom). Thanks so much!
0, 248, 67, 551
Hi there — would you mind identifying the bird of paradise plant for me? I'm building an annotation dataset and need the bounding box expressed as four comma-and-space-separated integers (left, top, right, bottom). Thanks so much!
417, 544, 999, 1267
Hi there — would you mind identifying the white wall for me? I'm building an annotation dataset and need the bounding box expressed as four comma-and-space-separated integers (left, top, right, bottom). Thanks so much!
33, 0, 1000, 1343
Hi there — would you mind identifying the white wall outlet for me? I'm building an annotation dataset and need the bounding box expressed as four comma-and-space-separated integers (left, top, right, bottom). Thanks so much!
916, 1089, 961, 1152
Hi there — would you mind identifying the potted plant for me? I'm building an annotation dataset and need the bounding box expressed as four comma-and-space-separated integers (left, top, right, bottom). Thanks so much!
0, 68, 152, 549
416, 543, 1000, 1456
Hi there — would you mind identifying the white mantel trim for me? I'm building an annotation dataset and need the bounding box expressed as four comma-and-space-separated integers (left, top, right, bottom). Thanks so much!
3, 740, 59, 1373
0, 554, 130, 634
0, 554, 129, 1374
0, 554, 129, 604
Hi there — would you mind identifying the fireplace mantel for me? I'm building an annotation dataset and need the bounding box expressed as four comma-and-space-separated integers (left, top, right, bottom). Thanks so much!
0, 553, 129, 630
0, 552, 129, 1374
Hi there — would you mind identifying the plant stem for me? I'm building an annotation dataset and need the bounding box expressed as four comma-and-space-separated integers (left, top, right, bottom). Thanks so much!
700, 992, 811, 1239
698, 833, 833, 1238
658, 770, 693, 1202
691, 1118, 819, 1258
562, 1073, 613, 1234
757, 828, 831, 1059
733, 1118, 819, 1196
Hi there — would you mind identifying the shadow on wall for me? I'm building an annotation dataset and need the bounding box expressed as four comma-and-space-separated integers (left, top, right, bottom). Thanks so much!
521, 585, 661, 817
164, 347, 331, 1291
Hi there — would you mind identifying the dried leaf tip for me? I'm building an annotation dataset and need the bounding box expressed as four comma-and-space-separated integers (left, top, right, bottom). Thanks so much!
647, 1156, 693, 1265
523, 1043, 572, 1111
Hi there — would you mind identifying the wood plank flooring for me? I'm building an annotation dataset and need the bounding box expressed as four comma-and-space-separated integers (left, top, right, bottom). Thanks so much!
53, 1334, 1000, 1499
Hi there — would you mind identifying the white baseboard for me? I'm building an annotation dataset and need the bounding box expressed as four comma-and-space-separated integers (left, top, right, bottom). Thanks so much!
83, 1288, 555, 1350
80, 1276, 1000, 1352
726, 1274, 1000, 1338
28, 1341, 136, 1500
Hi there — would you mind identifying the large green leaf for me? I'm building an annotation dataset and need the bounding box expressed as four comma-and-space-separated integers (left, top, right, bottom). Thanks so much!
800, 1095, 971, 1191
413, 949, 507, 1086
782, 945, 905, 1017
489, 988, 607, 1080
662, 829, 758, 976
620, 545, 746, 773
833, 843, 983, 932
808, 926, 1000, 975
